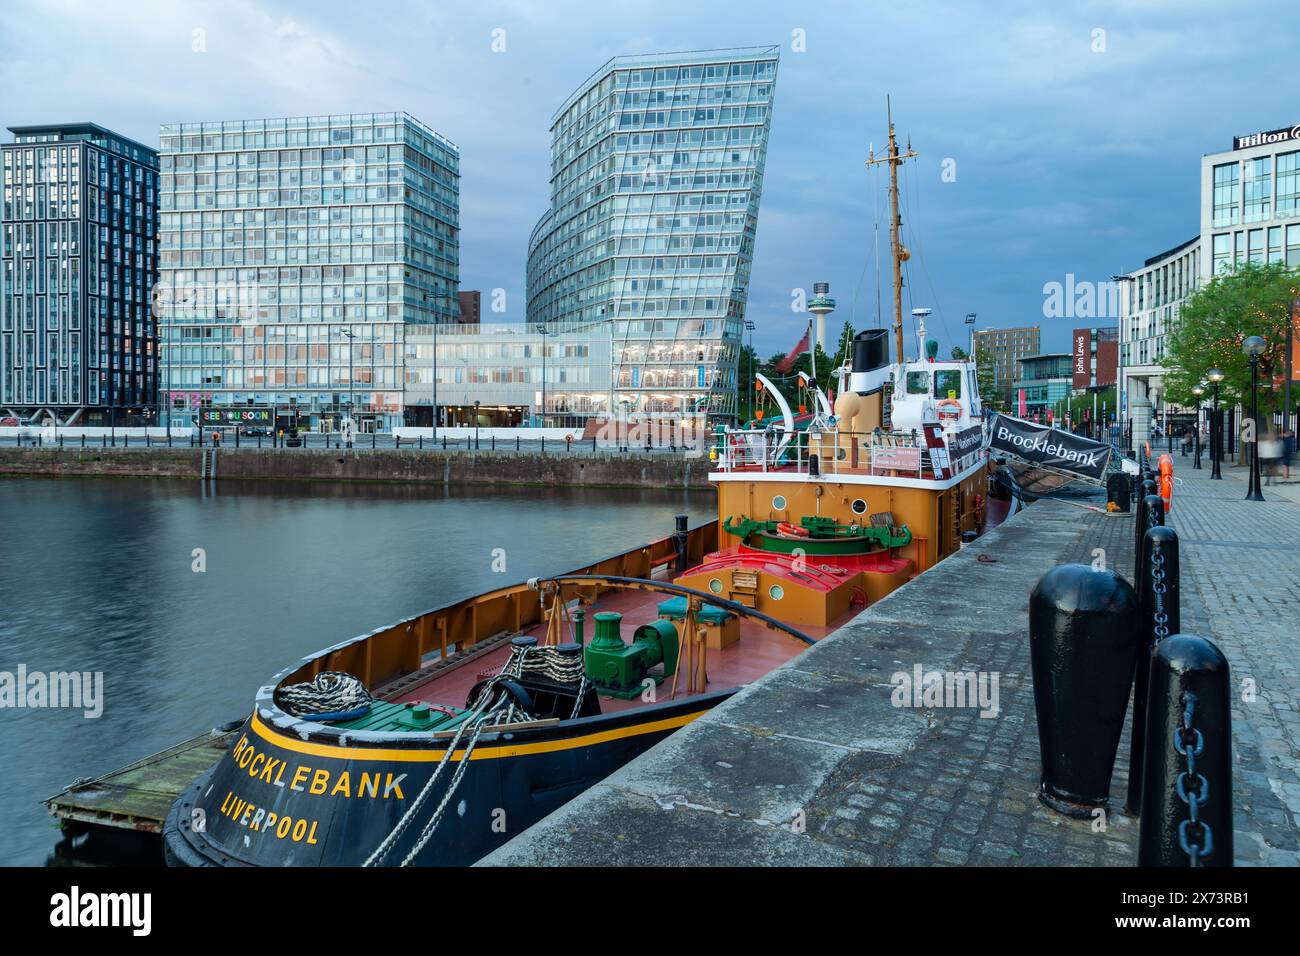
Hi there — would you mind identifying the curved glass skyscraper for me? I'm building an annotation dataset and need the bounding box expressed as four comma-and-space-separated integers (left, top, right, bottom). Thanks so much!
527, 47, 778, 424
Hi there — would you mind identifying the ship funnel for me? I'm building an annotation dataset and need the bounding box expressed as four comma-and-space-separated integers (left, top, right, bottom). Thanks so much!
850, 329, 890, 396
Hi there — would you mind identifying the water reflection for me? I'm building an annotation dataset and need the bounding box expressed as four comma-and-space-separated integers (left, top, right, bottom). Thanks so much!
0, 477, 712, 865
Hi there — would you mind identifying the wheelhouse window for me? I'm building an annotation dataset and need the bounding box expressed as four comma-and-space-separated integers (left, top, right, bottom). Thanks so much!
906, 370, 930, 395
933, 370, 962, 399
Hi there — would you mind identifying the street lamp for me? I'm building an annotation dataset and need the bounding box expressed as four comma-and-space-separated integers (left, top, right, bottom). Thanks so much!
1191, 384, 1204, 469
536, 322, 548, 428
743, 320, 756, 423
1207, 367, 1224, 480
421, 292, 452, 440
474, 399, 481, 449
1243, 336, 1266, 501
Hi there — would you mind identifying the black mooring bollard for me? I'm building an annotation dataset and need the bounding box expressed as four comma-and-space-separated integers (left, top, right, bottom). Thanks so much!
1133, 482, 1159, 582
672, 513, 690, 574
1138, 634, 1232, 867
1126, 525, 1181, 815
1030, 564, 1141, 817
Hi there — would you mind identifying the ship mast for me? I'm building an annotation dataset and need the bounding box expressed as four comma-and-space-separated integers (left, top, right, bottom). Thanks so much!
866, 97, 916, 366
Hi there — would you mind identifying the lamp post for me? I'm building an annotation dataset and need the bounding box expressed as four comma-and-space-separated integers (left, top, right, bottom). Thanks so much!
340, 326, 355, 425
1207, 367, 1223, 480
744, 319, 756, 424
474, 398, 481, 449
1191, 384, 1204, 469
1243, 336, 1266, 501
536, 322, 548, 428
421, 292, 451, 440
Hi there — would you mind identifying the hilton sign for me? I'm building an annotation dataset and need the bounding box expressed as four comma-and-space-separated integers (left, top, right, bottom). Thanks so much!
1234, 125, 1300, 150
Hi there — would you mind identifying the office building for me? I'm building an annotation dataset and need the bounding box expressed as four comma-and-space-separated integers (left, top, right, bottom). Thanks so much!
971, 325, 1041, 402
1012, 353, 1073, 418
155, 112, 459, 432
404, 323, 612, 428
1, 123, 159, 425
526, 47, 779, 424
1118, 122, 1300, 443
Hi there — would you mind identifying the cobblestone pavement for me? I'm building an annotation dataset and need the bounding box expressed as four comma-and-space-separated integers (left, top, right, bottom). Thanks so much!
806, 491, 1144, 866
1165, 462, 1300, 865
808, 465, 1300, 866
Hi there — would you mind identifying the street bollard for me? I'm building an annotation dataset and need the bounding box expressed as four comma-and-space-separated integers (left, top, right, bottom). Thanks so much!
1133, 483, 1160, 583
1029, 564, 1141, 817
1138, 634, 1232, 867
1126, 525, 1180, 815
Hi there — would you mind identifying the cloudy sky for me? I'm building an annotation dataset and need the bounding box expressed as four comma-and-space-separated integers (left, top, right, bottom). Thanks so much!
2, 0, 1296, 356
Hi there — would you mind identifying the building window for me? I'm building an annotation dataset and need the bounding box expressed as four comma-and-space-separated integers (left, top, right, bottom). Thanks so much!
1277, 151, 1300, 219
1243, 157, 1272, 223
1212, 233, 1231, 274
1212, 162, 1240, 227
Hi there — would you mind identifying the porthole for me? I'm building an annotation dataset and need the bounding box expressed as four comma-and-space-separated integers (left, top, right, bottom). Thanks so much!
709, 578, 723, 595
837, 447, 848, 460
769, 584, 785, 601
772, 494, 788, 511
851, 498, 868, 515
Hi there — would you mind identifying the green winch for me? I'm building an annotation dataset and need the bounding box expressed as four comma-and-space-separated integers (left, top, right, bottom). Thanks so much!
583, 611, 680, 700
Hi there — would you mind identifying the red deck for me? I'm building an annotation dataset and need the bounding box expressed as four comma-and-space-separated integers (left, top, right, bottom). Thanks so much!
390, 584, 844, 715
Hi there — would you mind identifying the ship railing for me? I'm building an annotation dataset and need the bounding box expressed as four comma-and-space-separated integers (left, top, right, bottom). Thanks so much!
716, 427, 958, 479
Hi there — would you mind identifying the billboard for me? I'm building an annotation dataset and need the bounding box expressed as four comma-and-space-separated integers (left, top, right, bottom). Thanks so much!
988, 413, 1112, 482
1072, 328, 1090, 388
198, 408, 273, 427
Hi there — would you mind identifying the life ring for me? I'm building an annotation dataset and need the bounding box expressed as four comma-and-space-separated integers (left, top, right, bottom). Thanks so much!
1158, 454, 1174, 513
935, 398, 962, 425
776, 521, 809, 537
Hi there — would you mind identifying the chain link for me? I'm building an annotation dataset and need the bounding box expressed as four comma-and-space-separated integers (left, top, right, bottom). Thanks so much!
1150, 549, 1169, 641
1174, 693, 1213, 866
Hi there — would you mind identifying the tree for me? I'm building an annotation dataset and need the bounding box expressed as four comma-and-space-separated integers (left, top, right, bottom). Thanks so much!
950, 346, 969, 361
974, 345, 1002, 411
1163, 261, 1300, 422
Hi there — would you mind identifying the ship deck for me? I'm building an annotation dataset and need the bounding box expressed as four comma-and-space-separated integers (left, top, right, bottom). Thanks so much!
388, 583, 842, 716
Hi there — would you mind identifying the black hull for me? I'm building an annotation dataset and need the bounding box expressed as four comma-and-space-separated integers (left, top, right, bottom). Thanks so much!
164, 691, 730, 867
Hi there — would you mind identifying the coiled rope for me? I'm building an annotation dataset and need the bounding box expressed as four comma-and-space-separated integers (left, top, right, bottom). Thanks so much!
276, 672, 374, 717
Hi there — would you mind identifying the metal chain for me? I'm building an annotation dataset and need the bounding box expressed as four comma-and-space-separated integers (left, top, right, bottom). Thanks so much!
1174, 693, 1212, 866
1150, 549, 1169, 641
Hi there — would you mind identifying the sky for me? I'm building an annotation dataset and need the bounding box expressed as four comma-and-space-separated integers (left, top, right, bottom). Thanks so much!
2, 0, 1297, 358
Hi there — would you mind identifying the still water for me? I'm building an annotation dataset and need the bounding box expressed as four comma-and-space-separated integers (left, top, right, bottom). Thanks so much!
0, 477, 712, 865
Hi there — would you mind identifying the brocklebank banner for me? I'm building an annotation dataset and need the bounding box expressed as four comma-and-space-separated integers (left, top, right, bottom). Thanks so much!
987, 413, 1112, 482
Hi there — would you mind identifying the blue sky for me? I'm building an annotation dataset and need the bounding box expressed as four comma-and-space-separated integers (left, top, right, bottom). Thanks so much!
3, 0, 1297, 357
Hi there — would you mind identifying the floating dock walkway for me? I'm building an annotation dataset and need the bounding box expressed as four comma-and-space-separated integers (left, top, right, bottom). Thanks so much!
46, 728, 238, 835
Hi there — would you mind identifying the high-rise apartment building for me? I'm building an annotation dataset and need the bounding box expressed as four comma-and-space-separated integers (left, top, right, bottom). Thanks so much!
526, 47, 779, 424
155, 112, 458, 432
1, 123, 159, 425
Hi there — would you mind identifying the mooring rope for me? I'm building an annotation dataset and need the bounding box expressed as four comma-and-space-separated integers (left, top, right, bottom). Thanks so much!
275, 671, 374, 717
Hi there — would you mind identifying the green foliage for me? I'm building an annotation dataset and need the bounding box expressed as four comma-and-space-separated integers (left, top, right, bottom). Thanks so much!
1163, 261, 1300, 418
974, 345, 1002, 411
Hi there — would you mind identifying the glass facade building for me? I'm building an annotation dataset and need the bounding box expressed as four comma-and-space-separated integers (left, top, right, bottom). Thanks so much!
156, 112, 459, 432
526, 47, 779, 424
2, 123, 159, 424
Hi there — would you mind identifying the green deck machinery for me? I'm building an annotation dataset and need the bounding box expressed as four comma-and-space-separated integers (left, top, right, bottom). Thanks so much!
583, 611, 680, 700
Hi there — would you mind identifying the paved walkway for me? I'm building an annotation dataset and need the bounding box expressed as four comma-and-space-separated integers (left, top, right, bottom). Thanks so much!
481, 463, 1300, 867
1166, 460, 1300, 865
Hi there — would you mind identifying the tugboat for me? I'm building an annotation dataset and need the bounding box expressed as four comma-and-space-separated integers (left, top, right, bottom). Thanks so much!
163, 112, 994, 867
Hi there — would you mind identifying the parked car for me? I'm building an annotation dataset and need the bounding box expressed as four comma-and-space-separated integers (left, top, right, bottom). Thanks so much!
239, 425, 271, 438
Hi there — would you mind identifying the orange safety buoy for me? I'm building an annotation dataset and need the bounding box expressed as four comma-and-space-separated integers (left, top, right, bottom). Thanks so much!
1158, 453, 1174, 512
